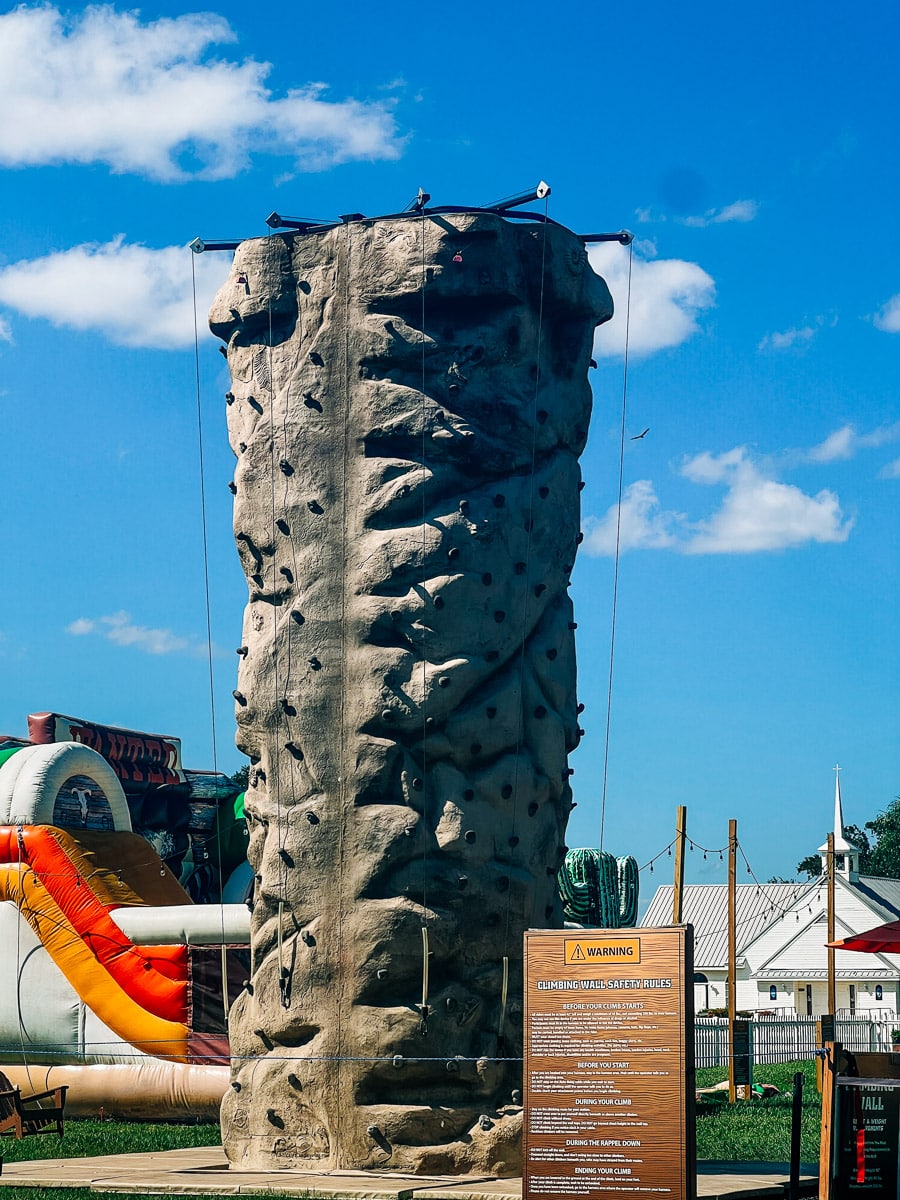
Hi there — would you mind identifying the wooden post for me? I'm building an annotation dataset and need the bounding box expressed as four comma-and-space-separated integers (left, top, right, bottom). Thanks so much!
728, 818, 737, 1103
673, 805, 687, 924
827, 832, 836, 1017
818, 1040, 839, 1200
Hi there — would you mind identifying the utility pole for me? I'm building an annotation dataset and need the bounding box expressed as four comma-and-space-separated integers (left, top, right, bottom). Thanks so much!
673, 806, 687, 924
728, 818, 737, 1103
827, 832, 836, 1017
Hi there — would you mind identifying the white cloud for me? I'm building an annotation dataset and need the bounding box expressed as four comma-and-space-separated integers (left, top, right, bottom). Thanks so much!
879, 458, 900, 480
680, 448, 853, 554
680, 199, 760, 228
0, 6, 402, 181
67, 611, 207, 656
0, 238, 225, 348
589, 242, 715, 358
582, 446, 853, 557
805, 422, 900, 463
582, 480, 681, 555
758, 314, 837, 352
0, 317, 12, 344
873, 294, 900, 333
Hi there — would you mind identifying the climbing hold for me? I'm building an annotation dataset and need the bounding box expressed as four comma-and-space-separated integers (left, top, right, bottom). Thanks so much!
425, 716, 435, 730
435, 410, 445, 422
255, 1029, 273, 1049
458, 875, 469, 888
492, 494, 505, 508
285, 742, 304, 760
501, 784, 512, 798
579, 481, 586, 491
463, 788, 474, 801
309, 350, 324, 365
308, 656, 321, 670
287, 1073, 302, 1090
367, 1124, 382, 1138
446, 1059, 460, 1072
487, 707, 497, 719
497, 876, 510, 892
248, 397, 263, 413
514, 561, 526, 574
539, 486, 549, 498
231, 1080, 242, 1091
238, 441, 247, 453
276, 518, 290, 535
494, 610, 506, 623
453, 252, 463, 263
291, 610, 305, 624
485, 649, 500, 662
434, 596, 445, 610
534, 705, 547, 719
228, 481, 237, 494
569, 621, 578, 630
438, 675, 450, 688
381, 708, 393, 721
377, 968, 388, 980
233, 690, 247, 706
225, 392, 234, 404
303, 393, 322, 410
278, 847, 294, 866
279, 566, 294, 582
528, 802, 539, 816
266, 1109, 284, 1128
392, 1055, 404, 1069
305, 812, 320, 825
464, 830, 476, 843
279, 459, 293, 476
470, 743, 482, 756
508, 835, 520, 848
512, 1089, 522, 1104
482, 573, 493, 585
479, 1115, 493, 1131
236, 646, 248, 657
251, 573, 263, 588
307, 500, 324, 514
537, 410, 548, 424
458, 499, 470, 514
577, 702, 585, 713
412, 778, 423, 791
534, 583, 546, 597
447, 546, 459, 561
301, 929, 314, 945
576, 531, 584, 544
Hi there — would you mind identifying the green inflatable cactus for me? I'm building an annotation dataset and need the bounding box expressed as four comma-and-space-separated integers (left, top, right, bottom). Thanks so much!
558, 847, 639, 927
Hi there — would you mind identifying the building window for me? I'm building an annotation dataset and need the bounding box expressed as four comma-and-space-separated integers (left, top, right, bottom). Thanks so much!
769, 985, 778, 1001
876, 985, 884, 1002
850, 984, 856, 1015
806, 985, 813, 1016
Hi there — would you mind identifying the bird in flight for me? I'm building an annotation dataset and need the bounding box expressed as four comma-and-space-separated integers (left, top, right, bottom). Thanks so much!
631, 428, 650, 440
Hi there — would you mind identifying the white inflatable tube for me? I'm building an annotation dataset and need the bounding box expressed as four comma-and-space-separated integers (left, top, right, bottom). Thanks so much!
5, 743, 131, 831
110, 904, 251, 945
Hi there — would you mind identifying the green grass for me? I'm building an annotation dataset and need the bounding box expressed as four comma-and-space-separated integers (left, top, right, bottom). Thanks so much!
695, 1059, 822, 1162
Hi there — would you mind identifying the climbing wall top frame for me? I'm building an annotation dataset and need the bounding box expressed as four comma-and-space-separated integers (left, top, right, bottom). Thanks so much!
208, 203, 614, 1175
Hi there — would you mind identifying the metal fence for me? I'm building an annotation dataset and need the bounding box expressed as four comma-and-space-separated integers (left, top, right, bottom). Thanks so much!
694, 1014, 900, 1067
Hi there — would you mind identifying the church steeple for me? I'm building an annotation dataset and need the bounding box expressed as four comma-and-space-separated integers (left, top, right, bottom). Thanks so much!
818, 765, 860, 879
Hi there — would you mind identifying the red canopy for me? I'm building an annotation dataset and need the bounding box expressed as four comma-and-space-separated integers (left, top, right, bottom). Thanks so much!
827, 920, 900, 953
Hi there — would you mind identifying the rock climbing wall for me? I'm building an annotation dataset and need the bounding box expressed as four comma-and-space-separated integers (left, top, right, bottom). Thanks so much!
209, 211, 612, 1174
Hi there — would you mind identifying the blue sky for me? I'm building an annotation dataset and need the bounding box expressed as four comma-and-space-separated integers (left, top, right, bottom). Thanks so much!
0, 0, 897, 891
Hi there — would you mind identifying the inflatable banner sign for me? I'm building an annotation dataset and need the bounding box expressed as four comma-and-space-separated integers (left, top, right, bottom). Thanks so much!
28, 713, 185, 792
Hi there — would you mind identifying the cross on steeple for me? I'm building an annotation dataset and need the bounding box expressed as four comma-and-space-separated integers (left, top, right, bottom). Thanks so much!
819, 765, 860, 879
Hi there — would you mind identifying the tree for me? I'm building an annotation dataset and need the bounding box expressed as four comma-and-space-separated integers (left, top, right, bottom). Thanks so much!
230, 764, 250, 792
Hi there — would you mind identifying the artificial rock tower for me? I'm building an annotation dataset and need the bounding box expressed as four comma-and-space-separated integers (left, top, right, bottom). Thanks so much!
210, 209, 613, 1174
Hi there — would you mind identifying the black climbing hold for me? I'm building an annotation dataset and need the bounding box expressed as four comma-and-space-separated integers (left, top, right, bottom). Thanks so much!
482, 572, 492, 585
307, 500, 324, 514
381, 708, 393, 721
458, 875, 469, 888
366, 1124, 381, 1137
464, 830, 476, 844
377, 968, 387, 980
279, 566, 294, 582
308, 656, 321, 670
248, 397, 263, 414
492, 494, 505, 508
546, 866, 556, 876
236, 646, 248, 657
251, 573, 263, 588
445, 996, 457, 1010
446, 1060, 459, 1072
438, 675, 450, 688
539, 486, 549, 498
501, 784, 512, 799
228, 481, 237, 494
579, 481, 586, 491
577, 702, 585, 713
231, 1080, 241, 1091
512, 1089, 522, 1104
534, 705, 547, 719
434, 595, 445, 610
576, 429, 586, 441
494, 610, 506, 623
392, 1055, 404, 1069
486, 706, 497, 719
435, 410, 446, 423
390, 609, 402, 621
278, 847, 294, 866
218, 345, 227, 357
280, 698, 294, 715
255, 1028, 273, 1049
309, 350, 324, 365
267, 1109, 284, 1128
479, 1114, 494, 1131
238, 441, 247, 453
458, 499, 470, 513
578, 726, 585, 737
545, 904, 555, 919
287, 1073, 302, 1089
291, 610, 304, 625
470, 743, 482, 755
524, 518, 533, 532
303, 393, 323, 411
285, 742, 304, 760
514, 561, 526, 574
305, 811, 320, 825
528, 802, 539, 816
447, 546, 460, 561
232, 690, 247, 706
508, 835, 520, 848
276, 518, 290, 535
576, 531, 584, 544
225, 392, 234, 404
301, 929, 314, 945
412, 777, 423, 791
569, 621, 578, 630
279, 459, 293, 476
485, 649, 500, 662
242, 978, 253, 993
537, 409, 548, 424
463, 788, 474, 801
425, 716, 435, 730
497, 876, 510, 892
534, 583, 546, 597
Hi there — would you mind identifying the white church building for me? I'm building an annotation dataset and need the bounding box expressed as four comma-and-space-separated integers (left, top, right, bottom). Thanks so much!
641, 774, 900, 1017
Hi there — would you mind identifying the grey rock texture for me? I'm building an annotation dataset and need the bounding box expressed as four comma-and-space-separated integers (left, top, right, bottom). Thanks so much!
209, 212, 612, 1174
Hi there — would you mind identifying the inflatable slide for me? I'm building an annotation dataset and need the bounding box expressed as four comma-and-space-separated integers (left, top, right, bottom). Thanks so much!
0, 727, 251, 1118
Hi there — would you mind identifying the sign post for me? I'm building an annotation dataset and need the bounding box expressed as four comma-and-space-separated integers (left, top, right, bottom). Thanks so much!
524, 926, 695, 1200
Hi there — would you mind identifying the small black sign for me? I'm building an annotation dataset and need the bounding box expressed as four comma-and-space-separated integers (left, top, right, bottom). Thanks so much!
732, 1019, 752, 1087
835, 1082, 900, 1200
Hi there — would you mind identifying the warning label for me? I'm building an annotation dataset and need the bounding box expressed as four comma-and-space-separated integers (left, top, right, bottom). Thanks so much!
564, 938, 641, 965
